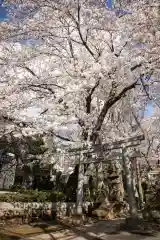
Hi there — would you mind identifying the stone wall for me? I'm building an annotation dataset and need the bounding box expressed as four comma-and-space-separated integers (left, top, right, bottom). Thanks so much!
0, 202, 93, 218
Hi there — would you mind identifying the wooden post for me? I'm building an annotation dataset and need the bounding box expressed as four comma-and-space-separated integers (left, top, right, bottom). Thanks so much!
76, 152, 84, 215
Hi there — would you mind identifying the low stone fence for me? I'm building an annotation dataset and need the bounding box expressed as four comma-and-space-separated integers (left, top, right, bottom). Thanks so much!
0, 202, 93, 220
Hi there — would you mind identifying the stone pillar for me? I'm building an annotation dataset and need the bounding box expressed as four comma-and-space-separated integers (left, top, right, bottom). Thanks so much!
122, 148, 138, 218
76, 152, 84, 215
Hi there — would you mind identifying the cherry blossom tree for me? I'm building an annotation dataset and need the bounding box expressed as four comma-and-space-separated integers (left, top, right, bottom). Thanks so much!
0, 0, 160, 217
1, 0, 159, 139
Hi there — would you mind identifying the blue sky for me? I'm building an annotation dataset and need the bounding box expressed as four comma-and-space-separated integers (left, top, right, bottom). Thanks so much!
106, 0, 113, 9
144, 101, 153, 117
0, 5, 8, 21
0, 3, 39, 22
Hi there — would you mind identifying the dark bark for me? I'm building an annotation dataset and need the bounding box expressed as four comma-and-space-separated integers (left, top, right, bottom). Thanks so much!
91, 80, 138, 143
1, 114, 32, 128
130, 63, 142, 71
67, 5, 96, 60
86, 80, 100, 114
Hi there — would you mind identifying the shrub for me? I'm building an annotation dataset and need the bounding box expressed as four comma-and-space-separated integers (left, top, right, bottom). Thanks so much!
0, 190, 66, 202
49, 191, 66, 202
10, 184, 26, 192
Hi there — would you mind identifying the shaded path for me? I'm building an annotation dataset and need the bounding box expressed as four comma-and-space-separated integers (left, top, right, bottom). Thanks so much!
0, 220, 160, 240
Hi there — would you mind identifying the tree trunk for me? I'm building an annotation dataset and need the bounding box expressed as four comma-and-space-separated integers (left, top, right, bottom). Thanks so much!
23, 165, 33, 189
76, 153, 84, 215
122, 148, 138, 218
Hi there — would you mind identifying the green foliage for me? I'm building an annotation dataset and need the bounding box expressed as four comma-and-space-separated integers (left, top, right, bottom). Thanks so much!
0, 190, 66, 203
0, 133, 48, 160
83, 187, 108, 203
84, 188, 91, 202
26, 135, 48, 155
146, 185, 160, 211
92, 189, 107, 203
10, 184, 26, 192
49, 191, 66, 202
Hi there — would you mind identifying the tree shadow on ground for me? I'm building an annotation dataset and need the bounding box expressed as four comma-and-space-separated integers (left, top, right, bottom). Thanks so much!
57, 218, 160, 240
31, 224, 56, 240
0, 233, 21, 240
30, 222, 57, 240
1, 218, 159, 240
30, 221, 77, 240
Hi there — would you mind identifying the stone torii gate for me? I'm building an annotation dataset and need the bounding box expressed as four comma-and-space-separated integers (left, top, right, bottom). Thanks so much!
66, 134, 145, 216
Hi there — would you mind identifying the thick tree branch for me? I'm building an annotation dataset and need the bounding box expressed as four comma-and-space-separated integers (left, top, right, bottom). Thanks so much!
50, 131, 75, 142
86, 80, 100, 114
91, 79, 138, 143
130, 63, 142, 72
23, 66, 37, 76
22, 83, 55, 95
0, 114, 33, 128
140, 70, 154, 101
115, 41, 128, 57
